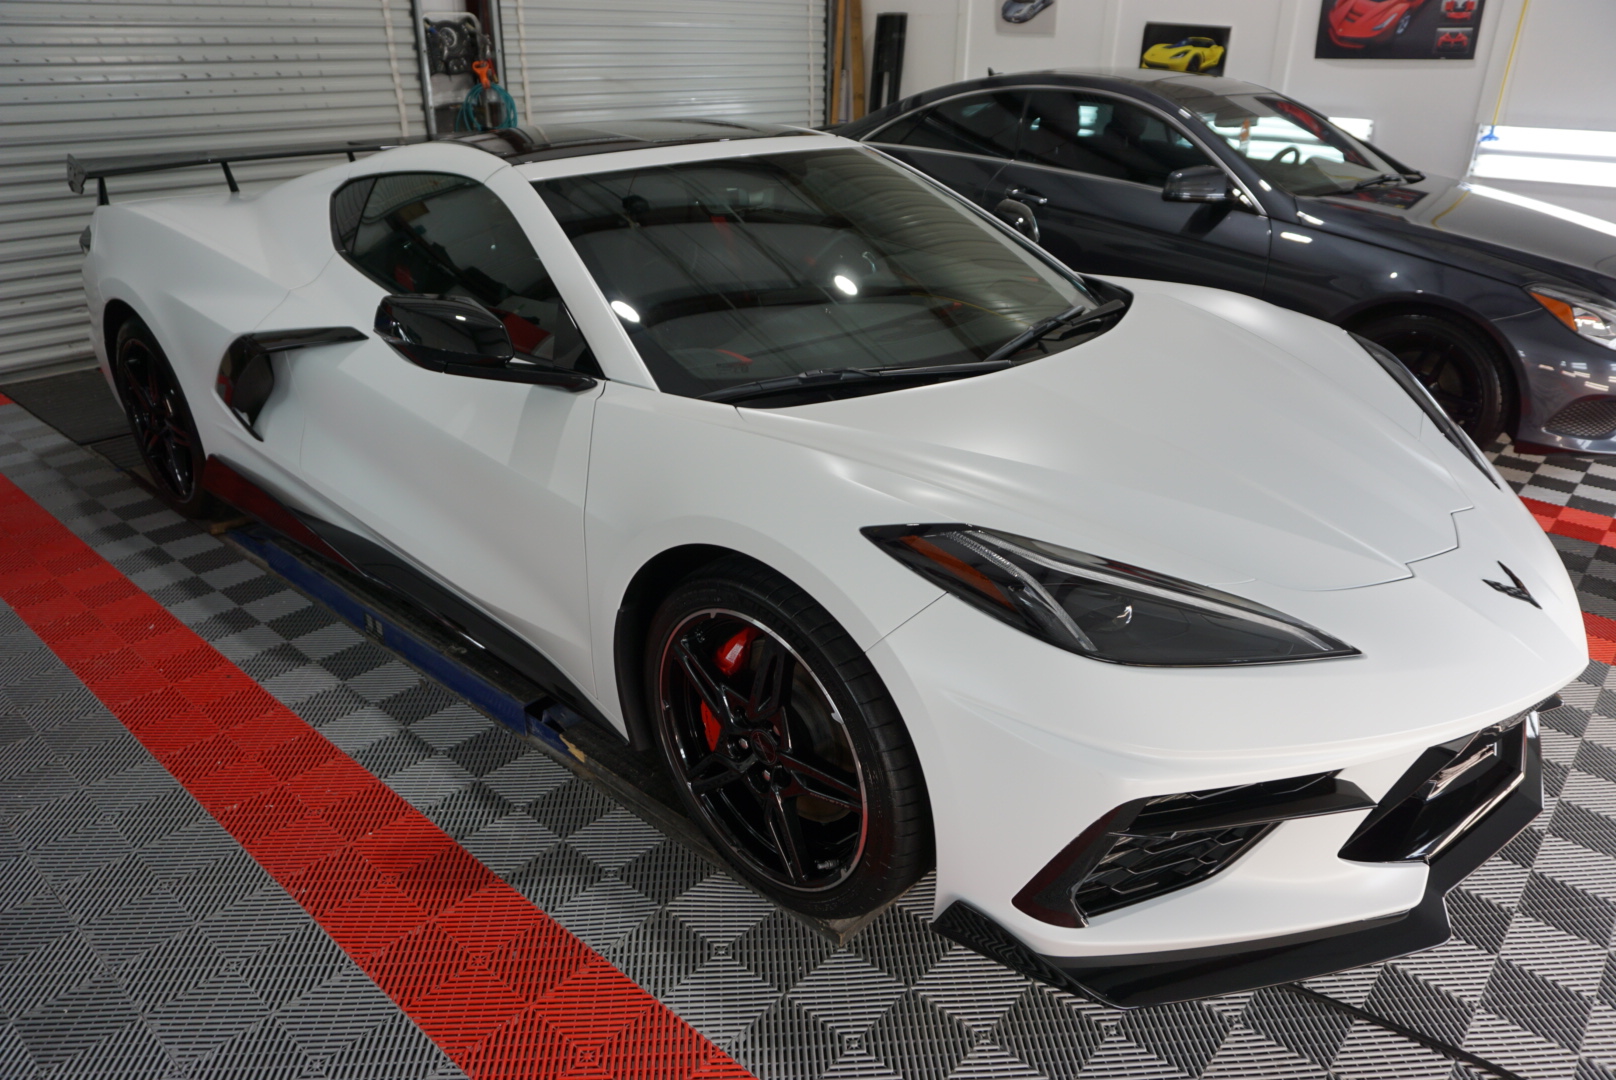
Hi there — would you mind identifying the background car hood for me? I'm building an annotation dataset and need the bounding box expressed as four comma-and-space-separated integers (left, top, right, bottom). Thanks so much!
1307, 174, 1616, 293
738, 286, 1472, 592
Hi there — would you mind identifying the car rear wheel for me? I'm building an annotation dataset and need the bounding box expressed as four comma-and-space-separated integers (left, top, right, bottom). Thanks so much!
1352, 311, 1513, 446
644, 557, 931, 919
114, 317, 212, 517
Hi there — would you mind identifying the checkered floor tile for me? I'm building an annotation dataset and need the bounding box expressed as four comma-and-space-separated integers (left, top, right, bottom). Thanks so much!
1493, 439, 1616, 519
7, 401, 1616, 1078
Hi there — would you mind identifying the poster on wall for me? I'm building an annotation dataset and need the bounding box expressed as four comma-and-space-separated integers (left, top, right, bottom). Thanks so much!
999, 0, 1055, 37
1138, 24, 1230, 76
1315, 0, 1485, 59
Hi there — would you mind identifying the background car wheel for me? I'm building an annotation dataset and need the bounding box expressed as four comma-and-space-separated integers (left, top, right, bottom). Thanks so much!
114, 317, 213, 517
1351, 311, 1513, 446
644, 556, 931, 919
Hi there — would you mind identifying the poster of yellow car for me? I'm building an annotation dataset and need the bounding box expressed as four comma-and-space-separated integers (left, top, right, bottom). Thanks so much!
1139, 23, 1230, 75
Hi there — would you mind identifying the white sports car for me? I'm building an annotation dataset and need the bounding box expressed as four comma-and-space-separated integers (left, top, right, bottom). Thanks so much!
72, 119, 1584, 1006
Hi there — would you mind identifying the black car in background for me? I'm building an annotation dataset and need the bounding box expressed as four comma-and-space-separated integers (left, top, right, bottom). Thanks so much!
837, 70, 1616, 451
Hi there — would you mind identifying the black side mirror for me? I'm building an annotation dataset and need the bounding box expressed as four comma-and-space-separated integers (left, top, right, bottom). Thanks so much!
993, 199, 1040, 243
1163, 165, 1233, 203
375, 295, 596, 391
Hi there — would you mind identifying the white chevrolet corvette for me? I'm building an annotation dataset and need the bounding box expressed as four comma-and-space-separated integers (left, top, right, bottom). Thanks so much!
73, 120, 1584, 1006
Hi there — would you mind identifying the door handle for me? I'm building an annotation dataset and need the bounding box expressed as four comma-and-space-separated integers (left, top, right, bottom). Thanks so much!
1005, 186, 1048, 206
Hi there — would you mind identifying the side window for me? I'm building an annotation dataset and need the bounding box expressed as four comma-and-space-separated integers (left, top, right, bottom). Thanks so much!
880, 92, 1025, 159
1017, 91, 1213, 187
331, 172, 598, 373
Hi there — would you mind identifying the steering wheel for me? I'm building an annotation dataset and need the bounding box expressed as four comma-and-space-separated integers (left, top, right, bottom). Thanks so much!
1270, 146, 1300, 164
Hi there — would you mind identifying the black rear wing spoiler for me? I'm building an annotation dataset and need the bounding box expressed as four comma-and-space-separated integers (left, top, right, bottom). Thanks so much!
67, 138, 427, 205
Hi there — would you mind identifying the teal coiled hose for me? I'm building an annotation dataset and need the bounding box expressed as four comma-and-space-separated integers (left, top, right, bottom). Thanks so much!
455, 75, 518, 131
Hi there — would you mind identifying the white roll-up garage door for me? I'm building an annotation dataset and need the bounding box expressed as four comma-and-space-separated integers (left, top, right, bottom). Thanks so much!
498, 0, 825, 129
0, 0, 423, 375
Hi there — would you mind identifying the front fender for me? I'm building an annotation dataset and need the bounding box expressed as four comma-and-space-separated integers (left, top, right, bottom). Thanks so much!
584, 381, 944, 728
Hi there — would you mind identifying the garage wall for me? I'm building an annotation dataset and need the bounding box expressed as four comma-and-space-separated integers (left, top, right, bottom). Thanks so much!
0, 0, 423, 376
1465, 0, 1616, 223
497, 0, 826, 128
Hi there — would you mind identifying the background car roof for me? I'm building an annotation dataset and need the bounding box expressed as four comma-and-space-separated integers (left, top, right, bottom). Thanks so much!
834, 69, 1276, 139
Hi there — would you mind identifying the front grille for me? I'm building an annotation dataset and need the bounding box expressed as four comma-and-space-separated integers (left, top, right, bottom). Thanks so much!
1013, 773, 1375, 927
1545, 396, 1616, 440
1073, 822, 1273, 917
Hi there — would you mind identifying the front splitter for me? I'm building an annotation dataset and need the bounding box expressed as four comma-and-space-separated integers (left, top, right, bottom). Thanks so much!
936, 725, 1543, 1008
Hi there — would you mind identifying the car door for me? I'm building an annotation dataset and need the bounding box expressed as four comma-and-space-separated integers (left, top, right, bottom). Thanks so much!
862, 89, 1026, 208
289, 168, 605, 694
981, 89, 1270, 295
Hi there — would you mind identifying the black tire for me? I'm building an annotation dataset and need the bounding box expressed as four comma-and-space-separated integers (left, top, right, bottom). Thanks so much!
1186, 55, 1202, 73
1351, 311, 1513, 446
113, 316, 213, 517
644, 556, 932, 919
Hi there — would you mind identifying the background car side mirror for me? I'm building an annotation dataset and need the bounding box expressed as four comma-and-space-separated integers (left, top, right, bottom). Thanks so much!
1163, 165, 1233, 203
375, 295, 596, 390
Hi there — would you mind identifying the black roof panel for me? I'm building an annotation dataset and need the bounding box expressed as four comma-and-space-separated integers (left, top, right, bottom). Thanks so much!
448, 119, 813, 164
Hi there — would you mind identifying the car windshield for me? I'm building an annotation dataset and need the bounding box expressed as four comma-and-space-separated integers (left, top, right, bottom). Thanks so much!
534, 148, 1099, 400
1193, 93, 1402, 197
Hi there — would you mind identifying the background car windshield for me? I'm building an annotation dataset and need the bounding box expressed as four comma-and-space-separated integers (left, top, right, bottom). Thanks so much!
535, 149, 1095, 398
1195, 95, 1400, 196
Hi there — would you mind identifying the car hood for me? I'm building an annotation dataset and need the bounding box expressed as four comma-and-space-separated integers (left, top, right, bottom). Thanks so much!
736, 283, 1473, 592
1306, 174, 1616, 291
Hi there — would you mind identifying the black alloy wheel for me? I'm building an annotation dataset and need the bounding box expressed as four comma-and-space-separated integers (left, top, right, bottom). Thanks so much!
114, 317, 212, 516
645, 557, 931, 918
1353, 311, 1513, 446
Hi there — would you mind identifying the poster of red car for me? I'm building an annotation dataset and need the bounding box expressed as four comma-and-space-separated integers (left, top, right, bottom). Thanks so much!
1315, 0, 1485, 58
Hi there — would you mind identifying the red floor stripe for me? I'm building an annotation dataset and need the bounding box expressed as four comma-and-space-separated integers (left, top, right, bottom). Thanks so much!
1587, 612, 1616, 665
0, 473, 755, 1080
0, 392, 12, 406
1523, 495, 1616, 549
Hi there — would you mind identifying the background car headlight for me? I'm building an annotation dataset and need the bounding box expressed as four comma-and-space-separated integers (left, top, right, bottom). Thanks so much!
1530, 284, 1616, 351
1353, 333, 1499, 487
862, 525, 1358, 666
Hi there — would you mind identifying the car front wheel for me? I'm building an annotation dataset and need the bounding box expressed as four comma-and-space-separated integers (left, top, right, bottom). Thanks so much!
1352, 311, 1513, 446
644, 557, 932, 919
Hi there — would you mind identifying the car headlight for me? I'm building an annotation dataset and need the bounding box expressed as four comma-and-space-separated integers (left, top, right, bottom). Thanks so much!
1353, 333, 1499, 487
862, 525, 1358, 666
1529, 284, 1616, 351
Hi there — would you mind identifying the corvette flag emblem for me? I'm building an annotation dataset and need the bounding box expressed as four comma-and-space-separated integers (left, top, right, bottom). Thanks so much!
1483, 563, 1540, 609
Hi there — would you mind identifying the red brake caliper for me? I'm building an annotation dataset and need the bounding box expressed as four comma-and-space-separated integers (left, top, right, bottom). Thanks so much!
703, 626, 757, 751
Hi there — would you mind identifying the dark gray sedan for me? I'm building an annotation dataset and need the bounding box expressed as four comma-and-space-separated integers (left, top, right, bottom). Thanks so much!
837, 69, 1616, 451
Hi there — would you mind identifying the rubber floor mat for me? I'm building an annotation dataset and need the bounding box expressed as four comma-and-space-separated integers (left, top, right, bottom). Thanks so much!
0, 368, 128, 445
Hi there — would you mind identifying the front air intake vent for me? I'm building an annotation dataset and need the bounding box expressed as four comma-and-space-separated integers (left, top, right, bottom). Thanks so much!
1072, 820, 1274, 918
1546, 396, 1616, 440
1013, 774, 1376, 927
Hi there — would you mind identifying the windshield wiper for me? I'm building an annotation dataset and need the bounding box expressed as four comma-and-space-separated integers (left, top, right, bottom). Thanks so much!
981, 298, 1128, 364
700, 297, 1129, 406
701, 359, 1016, 405
1346, 173, 1405, 192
